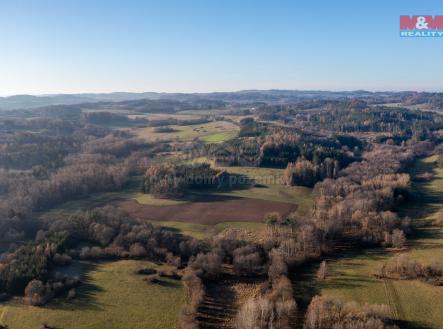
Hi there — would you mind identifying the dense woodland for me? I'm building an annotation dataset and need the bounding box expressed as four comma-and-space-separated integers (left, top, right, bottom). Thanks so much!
1, 94, 443, 329
207, 119, 357, 174
142, 163, 225, 197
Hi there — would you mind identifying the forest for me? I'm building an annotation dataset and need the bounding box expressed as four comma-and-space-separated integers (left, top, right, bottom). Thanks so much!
1, 92, 443, 329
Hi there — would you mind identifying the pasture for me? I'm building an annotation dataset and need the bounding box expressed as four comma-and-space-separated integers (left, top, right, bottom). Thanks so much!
156, 221, 265, 239
0, 260, 185, 329
214, 166, 313, 215
129, 120, 239, 143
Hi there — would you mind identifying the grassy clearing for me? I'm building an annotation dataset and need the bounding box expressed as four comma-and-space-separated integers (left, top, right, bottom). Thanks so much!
401, 155, 443, 264
156, 221, 265, 239
0, 260, 185, 329
40, 166, 309, 240
200, 131, 238, 144
317, 251, 443, 328
132, 193, 188, 206
310, 155, 443, 329
140, 113, 202, 120
129, 120, 239, 143
216, 166, 313, 215
81, 108, 134, 114
318, 250, 392, 305
39, 178, 188, 219
155, 221, 210, 239
176, 109, 229, 116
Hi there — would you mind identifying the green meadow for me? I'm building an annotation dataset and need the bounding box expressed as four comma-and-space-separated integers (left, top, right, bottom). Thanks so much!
0, 260, 185, 329
129, 120, 239, 143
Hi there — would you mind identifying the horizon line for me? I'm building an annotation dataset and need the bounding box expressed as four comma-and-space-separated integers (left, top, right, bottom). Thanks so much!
1, 88, 443, 98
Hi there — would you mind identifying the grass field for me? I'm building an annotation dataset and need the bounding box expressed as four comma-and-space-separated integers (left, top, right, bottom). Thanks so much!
215, 166, 313, 215
200, 131, 238, 144
41, 166, 312, 240
176, 109, 233, 116
126, 113, 204, 122
113, 166, 311, 228
129, 120, 239, 143
39, 176, 187, 218
132, 193, 188, 206
146, 167, 308, 238
306, 155, 443, 329
157, 220, 266, 239
0, 260, 185, 329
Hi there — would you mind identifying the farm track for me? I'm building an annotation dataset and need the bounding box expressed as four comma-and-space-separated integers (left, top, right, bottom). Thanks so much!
383, 279, 402, 320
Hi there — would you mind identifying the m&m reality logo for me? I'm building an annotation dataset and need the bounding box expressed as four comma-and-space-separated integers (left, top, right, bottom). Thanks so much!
400, 15, 443, 37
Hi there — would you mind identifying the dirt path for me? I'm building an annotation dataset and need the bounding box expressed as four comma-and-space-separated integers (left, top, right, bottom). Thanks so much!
383, 279, 402, 320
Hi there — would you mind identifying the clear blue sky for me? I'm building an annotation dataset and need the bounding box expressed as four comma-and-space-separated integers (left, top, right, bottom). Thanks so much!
1, 0, 442, 95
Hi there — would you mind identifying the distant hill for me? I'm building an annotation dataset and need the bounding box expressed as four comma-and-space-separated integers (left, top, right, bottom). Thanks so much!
0, 89, 440, 111
0, 92, 161, 111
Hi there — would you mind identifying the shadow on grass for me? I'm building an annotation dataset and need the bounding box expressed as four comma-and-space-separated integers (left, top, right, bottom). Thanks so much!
400, 158, 443, 250
158, 226, 181, 235
396, 320, 434, 329
291, 246, 389, 319
153, 279, 181, 288
47, 261, 105, 312
291, 261, 321, 313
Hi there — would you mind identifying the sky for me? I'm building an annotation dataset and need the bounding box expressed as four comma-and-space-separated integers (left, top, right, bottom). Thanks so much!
0, 0, 443, 96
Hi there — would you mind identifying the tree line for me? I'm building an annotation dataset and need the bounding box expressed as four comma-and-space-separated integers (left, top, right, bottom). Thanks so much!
142, 163, 226, 197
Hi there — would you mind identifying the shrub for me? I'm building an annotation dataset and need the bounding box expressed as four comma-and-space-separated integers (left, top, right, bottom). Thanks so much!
190, 252, 222, 279
391, 229, 406, 248
233, 246, 263, 276
377, 253, 443, 282
304, 296, 398, 329
24, 280, 51, 306
316, 260, 329, 280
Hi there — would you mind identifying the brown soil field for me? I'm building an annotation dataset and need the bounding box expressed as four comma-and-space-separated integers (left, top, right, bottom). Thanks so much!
114, 195, 298, 225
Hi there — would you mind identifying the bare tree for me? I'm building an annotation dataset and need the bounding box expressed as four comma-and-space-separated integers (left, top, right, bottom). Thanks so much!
391, 229, 406, 248
316, 260, 329, 281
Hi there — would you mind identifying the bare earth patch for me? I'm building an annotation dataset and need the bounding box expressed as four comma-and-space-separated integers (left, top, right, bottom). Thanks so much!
115, 195, 298, 225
